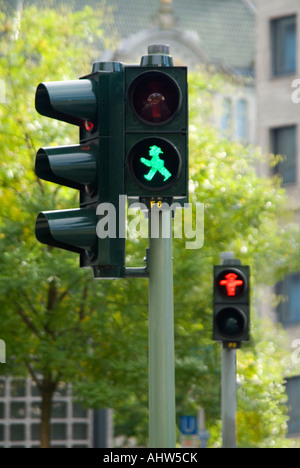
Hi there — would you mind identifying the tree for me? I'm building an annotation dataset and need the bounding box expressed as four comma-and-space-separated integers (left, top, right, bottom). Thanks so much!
0, 3, 122, 448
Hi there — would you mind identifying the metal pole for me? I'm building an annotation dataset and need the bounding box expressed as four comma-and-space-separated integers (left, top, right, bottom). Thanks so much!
221, 252, 237, 449
93, 408, 114, 448
148, 206, 176, 448
221, 346, 237, 448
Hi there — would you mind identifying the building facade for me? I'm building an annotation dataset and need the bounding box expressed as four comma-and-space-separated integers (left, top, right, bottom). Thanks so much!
0, 378, 93, 448
256, 0, 300, 437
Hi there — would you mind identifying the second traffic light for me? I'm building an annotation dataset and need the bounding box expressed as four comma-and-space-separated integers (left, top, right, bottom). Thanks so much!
213, 264, 250, 346
125, 46, 188, 201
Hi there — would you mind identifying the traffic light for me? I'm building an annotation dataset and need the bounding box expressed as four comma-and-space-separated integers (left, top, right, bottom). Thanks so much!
213, 264, 250, 346
35, 62, 126, 279
124, 45, 188, 201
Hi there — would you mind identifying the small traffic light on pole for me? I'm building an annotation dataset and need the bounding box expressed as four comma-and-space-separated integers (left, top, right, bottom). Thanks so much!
125, 45, 188, 202
35, 62, 126, 279
213, 260, 250, 347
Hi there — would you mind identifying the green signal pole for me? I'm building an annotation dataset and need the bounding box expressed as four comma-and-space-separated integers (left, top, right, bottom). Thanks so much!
148, 205, 176, 448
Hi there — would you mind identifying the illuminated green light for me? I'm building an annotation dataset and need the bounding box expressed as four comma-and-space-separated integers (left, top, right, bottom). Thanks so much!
140, 145, 172, 182
128, 137, 181, 192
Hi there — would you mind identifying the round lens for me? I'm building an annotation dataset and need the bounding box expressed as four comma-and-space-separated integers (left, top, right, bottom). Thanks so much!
216, 307, 247, 338
129, 71, 181, 125
128, 137, 181, 191
216, 269, 247, 298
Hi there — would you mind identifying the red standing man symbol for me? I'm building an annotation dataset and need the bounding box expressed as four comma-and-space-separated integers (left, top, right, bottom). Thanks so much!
219, 273, 244, 297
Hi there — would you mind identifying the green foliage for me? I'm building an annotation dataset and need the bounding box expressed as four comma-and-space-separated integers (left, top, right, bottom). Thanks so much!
0, 5, 299, 448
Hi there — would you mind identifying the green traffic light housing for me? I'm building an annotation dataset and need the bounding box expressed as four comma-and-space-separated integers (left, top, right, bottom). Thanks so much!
34, 48, 189, 278
125, 46, 188, 201
34, 65, 126, 279
35, 144, 98, 191
35, 79, 97, 127
36, 209, 97, 256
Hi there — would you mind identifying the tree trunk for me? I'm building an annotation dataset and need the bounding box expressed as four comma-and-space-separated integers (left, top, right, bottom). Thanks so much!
40, 387, 53, 448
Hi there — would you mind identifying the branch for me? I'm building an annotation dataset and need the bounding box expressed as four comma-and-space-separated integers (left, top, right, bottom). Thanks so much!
19, 289, 39, 316
16, 306, 42, 338
57, 277, 81, 303
24, 359, 42, 392
47, 279, 57, 312
79, 283, 89, 321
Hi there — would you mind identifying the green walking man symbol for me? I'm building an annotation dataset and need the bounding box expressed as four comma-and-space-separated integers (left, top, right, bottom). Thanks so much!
140, 145, 172, 182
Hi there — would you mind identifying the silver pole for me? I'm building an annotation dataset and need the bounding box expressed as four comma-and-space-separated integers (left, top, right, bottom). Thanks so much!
148, 206, 176, 448
221, 252, 237, 449
221, 346, 237, 448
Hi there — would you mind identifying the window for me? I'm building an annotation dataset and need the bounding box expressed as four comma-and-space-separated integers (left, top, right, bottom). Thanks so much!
221, 97, 233, 136
0, 378, 93, 447
219, 97, 249, 142
272, 15, 297, 77
51, 423, 67, 441
0, 403, 4, 419
73, 423, 88, 440
0, 380, 5, 398
52, 402, 67, 418
0, 425, 4, 442
271, 125, 297, 184
10, 379, 26, 397
73, 403, 88, 418
10, 424, 25, 442
276, 272, 300, 326
10, 402, 26, 419
31, 424, 40, 441
236, 99, 248, 141
286, 376, 300, 435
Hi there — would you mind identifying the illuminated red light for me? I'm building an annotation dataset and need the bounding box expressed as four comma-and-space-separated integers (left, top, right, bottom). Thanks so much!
84, 121, 94, 131
219, 273, 244, 297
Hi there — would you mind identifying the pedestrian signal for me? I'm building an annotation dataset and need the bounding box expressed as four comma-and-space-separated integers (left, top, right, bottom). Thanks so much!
213, 265, 250, 346
125, 45, 188, 200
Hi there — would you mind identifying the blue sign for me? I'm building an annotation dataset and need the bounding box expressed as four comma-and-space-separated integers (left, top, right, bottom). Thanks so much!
179, 416, 198, 435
